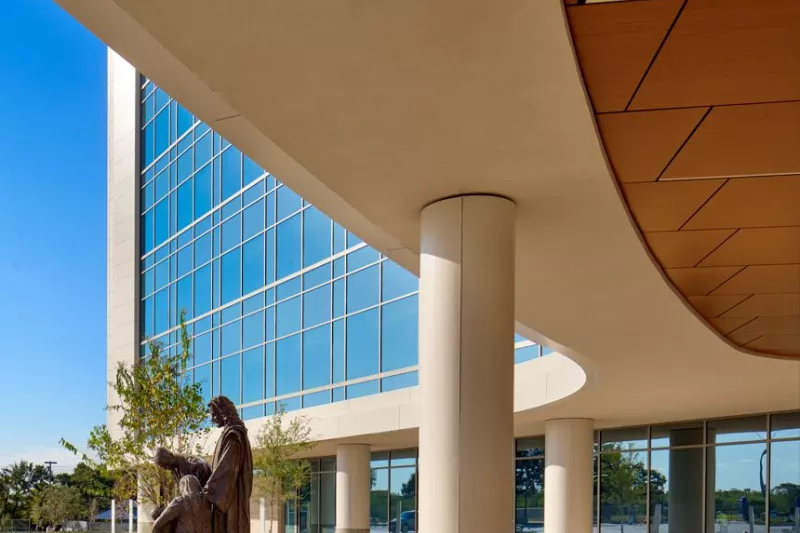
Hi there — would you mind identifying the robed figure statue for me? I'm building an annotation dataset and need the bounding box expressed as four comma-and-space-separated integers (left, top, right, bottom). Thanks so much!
154, 396, 254, 533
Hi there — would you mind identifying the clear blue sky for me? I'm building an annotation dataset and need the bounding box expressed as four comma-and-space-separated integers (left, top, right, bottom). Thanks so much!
0, 0, 106, 472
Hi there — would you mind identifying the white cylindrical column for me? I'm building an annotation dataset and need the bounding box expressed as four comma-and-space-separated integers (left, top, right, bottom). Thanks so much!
111, 500, 116, 533
259, 497, 266, 533
335, 444, 371, 533
544, 419, 594, 533
128, 500, 134, 533
418, 195, 516, 533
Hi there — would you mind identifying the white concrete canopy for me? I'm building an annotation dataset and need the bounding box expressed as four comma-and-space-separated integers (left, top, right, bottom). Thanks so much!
65, 0, 800, 431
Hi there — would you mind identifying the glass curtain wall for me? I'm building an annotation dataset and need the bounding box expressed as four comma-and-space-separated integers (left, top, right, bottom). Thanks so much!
594, 413, 796, 533
137, 77, 547, 419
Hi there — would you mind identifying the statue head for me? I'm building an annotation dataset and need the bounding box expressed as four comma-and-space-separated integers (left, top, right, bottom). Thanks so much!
179, 475, 202, 497
208, 396, 240, 428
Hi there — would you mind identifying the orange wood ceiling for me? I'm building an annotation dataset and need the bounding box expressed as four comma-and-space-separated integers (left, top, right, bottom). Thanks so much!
567, 0, 800, 356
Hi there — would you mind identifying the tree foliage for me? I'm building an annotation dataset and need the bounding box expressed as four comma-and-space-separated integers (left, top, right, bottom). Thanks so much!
252, 404, 314, 533
30, 486, 85, 527
0, 461, 53, 520
61, 318, 210, 514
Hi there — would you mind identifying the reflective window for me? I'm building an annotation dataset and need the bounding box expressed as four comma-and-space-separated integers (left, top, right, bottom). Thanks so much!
277, 214, 301, 279
381, 295, 418, 372
346, 309, 379, 380
303, 207, 331, 267
221, 148, 242, 200
303, 325, 330, 389
242, 347, 264, 404
243, 199, 264, 240
243, 311, 264, 349
381, 372, 418, 392
708, 443, 766, 530
381, 261, 418, 301
242, 235, 265, 295
303, 286, 331, 328
220, 249, 241, 305
221, 214, 241, 253
277, 186, 301, 220
276, 334, 301, 396
347, 265, 379, 313
220, 354, 240, 404
277, 296, 301, 338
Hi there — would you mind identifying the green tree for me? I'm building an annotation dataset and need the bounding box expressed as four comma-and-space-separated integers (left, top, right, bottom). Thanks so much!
252, 403, 314, 533
401, 472, 416, 498
30, 485, 85, 528
62, 318, 209, 516
0, 461, 53, 519
54, 463, 116, 514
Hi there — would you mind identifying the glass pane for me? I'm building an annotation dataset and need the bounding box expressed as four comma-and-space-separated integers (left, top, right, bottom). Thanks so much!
601, 427, 648, 451
194, 364, 212, 404
221, 320, 241, 356
651, 421, 704, 449
221, 354, 241, 404
648, 449, 670, 533
381, 295, 418, 372
154, 289, 169, 335
347, 247, 378, 271
304, 264, 330, 290
771, 412, 800, 439
347, 265, 379, 313
303, 390, 330, 409
769, 439, 800, 528
243, 311, 265, 349
222, 214, 242, 253
346, 309, 379, 380
381, 261, 418, 301
371, 465, 389, 527
242, 235, 265, 295
276, 334, 301, 396
708, 415, 766, 444
277, 277, 301, 300
221, 148, 242, 200
381, 372, 418, 393
242, 347, 264, 404
242, 404, 264, 421
319, 471, 336, 533
516, 458, 544, 533
221, 248, 242, 305
277, 214, 301, 279
277, 186, 302, 220
346, 380, 378, 400
277, 296, 301, 338
333, 320, 345, 383
243, 199, 264, 241
194, 164, 212, 217
303, 207, 332, 267
708, 443, 766, 531
154, 198, 169, 246
304, 285, 331, 328
598, 450, 648, 529
389, 467, 416, 533
194, 332, 211, 365
177, 180, 192, 230
516, 436, 545, 458
303, 325, 331, 389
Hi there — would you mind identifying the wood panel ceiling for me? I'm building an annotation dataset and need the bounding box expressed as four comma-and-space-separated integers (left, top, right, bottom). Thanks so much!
567, 0, 800, 356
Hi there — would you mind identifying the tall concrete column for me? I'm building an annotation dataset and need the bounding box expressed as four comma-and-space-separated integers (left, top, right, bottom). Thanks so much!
668, 429, 715, 533
335, 444, 371, 533
544, 419, 594, 533
418, 195, 516, 533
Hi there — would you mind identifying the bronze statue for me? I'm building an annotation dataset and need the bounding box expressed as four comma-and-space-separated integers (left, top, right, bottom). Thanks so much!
154, 396, 254, 533
152, 475, 212, 533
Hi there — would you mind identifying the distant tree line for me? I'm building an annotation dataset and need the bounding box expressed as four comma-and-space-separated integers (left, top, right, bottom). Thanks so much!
0, 460, 115, 529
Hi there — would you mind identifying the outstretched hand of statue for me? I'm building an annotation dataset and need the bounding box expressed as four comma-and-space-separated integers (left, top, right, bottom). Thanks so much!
153, 447, 177, 470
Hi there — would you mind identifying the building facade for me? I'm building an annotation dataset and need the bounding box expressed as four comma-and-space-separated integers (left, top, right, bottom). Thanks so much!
134, 76, 543, 420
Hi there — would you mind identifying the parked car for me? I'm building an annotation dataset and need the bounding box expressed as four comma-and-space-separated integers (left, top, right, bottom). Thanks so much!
388, 511, 416, 533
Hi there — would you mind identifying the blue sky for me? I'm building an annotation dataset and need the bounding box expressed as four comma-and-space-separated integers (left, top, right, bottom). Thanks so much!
0, 0, 106, 472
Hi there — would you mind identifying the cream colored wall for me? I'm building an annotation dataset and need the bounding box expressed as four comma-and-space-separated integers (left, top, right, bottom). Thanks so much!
106, 49, 139, 437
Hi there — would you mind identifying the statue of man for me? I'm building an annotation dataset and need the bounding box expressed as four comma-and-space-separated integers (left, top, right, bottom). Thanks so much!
154, 396, 254, 533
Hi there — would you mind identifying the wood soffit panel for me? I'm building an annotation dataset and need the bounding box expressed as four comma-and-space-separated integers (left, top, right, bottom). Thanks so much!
567, 0, 800, 355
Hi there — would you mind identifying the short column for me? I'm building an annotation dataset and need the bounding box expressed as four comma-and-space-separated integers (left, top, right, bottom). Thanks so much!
335, 444, 371, 533
544, 418, 594, 533
418, 195, 517, 533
